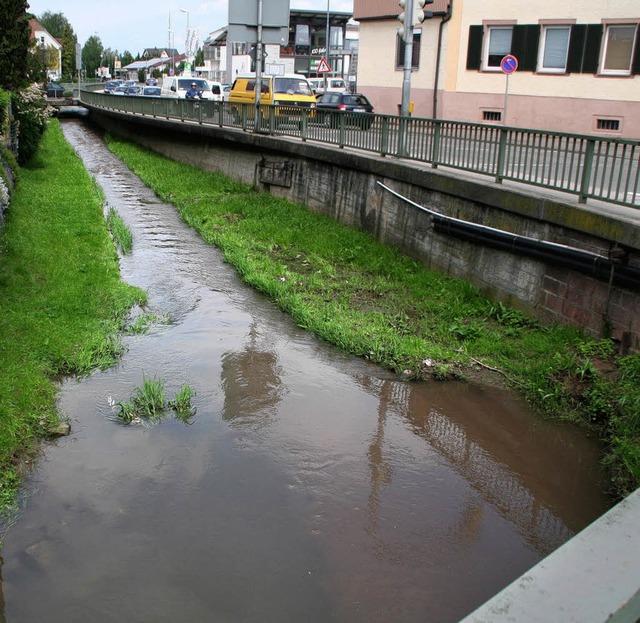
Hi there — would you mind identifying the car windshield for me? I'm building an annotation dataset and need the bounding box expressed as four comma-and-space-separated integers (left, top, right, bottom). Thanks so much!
178, 79, 208, 90
273, 78, 312, 95
144, 87, 161, 96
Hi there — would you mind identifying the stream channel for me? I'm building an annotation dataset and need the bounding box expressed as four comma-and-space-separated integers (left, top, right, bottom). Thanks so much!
1, 119, 611, 623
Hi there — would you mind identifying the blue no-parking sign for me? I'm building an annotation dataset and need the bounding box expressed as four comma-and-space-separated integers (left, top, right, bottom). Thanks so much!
500, 54, 518, 74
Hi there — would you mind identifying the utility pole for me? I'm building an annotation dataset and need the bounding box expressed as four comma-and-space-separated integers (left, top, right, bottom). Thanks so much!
255, 0, 264, 123
325, 0, 330, 92
399, 0, 414, 118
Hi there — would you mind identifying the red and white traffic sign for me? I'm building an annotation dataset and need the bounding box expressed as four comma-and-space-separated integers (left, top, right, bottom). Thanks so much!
500, 54, 518, 74
316, 56, 331, 73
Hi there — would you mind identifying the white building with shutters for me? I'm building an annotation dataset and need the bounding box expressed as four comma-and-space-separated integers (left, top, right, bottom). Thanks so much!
354, 0, 640, 138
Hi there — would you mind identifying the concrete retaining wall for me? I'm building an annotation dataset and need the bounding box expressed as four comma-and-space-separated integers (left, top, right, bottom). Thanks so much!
86, 108, 640, 352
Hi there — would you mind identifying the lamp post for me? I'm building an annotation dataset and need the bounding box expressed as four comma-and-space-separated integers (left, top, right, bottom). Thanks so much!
325, 0, 330, 90
180, 8, 190, 75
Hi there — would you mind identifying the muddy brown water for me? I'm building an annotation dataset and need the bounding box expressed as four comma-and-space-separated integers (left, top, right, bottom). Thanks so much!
0, 120, 611, 623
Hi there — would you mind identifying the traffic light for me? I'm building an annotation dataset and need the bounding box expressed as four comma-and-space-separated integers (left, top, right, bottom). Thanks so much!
398, 0, 434, 39
415, 0, 434, 23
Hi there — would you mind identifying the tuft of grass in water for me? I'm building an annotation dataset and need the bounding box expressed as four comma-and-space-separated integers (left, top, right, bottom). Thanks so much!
132, 376, 165, 420
168, 384, 196, 420
105, 133, 640, 499
0, 120, 146, 512
116, 378, 196, 425
106, 206, 133, 254
126, 313, 158, 334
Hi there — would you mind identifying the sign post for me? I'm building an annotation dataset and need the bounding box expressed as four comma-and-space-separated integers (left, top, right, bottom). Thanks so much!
500, 54, 518, 125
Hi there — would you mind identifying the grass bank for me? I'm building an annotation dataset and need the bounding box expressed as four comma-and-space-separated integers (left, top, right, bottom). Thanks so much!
106, 134, 640, 499
0, 121, 145, 511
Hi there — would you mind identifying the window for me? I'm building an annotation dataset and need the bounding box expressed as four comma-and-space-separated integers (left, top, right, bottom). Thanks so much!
596, 118, 621, 131
396, 30, 422, 69
601, 24, 638, 75
538, 26, 571, 73
483, 110, 502, 122
483, 27, 513, 70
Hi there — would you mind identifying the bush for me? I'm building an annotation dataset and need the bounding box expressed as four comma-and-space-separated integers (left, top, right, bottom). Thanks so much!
11, 83, 54, 165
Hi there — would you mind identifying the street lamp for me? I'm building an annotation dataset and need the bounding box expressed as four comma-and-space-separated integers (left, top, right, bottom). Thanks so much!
180, 8, 190, 75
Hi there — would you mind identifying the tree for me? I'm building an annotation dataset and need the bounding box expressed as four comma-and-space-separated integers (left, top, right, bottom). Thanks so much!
120, 50, 133, 67
0, 0, 31, 90
194, 47, 204, 67
37, 10, 70, 38
38, 12, 78, 80
82, 34, 103, 79
61, 25, 77, 80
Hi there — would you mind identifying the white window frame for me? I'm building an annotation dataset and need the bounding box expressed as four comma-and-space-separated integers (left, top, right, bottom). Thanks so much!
600, 24, 638, 76
537, 26, 571, 74
482, 26, 513, 72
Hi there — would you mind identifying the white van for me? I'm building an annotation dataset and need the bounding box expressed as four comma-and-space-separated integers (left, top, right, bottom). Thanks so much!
208, 80, 224, 102
161, 76, 215, 100
309, 77, 348, 96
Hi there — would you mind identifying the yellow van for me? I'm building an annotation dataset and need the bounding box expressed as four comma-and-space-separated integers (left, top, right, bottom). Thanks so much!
229, 73, 317, 122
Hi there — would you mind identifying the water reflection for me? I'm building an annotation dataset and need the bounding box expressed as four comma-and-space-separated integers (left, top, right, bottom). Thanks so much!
221, 323, 285, 430
357, 375, 597, 555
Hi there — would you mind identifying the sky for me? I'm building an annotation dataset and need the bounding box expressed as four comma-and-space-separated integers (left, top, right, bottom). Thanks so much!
27, 0, 354, 56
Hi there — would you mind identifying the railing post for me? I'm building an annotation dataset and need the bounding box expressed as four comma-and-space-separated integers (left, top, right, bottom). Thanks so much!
432, 119, 441, 169
495, 127, 508, 184
398, 116, 409, 158
338, 114, 346, 149
579, 138, 596, 204
300, 110, 308, 142
380, 116, 389, 157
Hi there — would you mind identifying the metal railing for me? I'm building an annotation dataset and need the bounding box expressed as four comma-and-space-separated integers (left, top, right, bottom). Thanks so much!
81, 89, 640, 209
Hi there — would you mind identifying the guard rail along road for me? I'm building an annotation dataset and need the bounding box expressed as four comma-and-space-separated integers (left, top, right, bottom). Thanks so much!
81, 86, 639, 210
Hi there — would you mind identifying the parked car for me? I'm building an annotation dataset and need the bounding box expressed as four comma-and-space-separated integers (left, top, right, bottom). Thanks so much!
46, 82, 64, 98
125, 85, 143, 96
141, 86, 162, 97
145, 77, 158, 86
112, 85, 128, 95
104, 80, 123, 93
316, 92, 375, 129
221, 84, 231, 101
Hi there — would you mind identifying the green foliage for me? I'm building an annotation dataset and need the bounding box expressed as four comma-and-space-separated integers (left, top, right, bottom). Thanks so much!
82, 35, 104, 80
168, 384, 196, 420
0, 0, 31, 91
60, 25, 78, 80
116, 378, 196, 424
0, 121, 145, 511
11, 84, 53, 165
106, 206, 133, 253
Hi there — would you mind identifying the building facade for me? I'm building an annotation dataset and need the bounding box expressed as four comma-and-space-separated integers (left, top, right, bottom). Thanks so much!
354, 0, 640, 138
202, 10, 357, 85
29, 19, 63, 81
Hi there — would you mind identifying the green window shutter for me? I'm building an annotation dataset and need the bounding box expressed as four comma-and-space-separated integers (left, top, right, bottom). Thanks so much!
567, 24, 586, 73
466, 25, 483, 70
632, 26, 640, 74
582, 24, 603, 73
511, 25, 540, 71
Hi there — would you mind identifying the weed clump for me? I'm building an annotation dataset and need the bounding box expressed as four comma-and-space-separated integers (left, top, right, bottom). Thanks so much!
116, 377, 195, 425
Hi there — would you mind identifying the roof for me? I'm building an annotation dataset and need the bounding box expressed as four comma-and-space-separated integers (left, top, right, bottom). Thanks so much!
123, 54, 186, 70
353, 0, 450, 20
